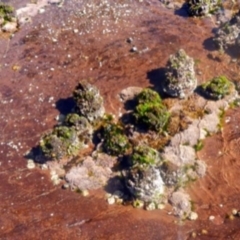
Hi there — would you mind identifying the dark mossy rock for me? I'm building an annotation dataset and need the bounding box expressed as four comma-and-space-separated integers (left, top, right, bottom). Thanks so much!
187, 0, 221, 17
73, 81, 105, 122
40, 126, 86, 160
201, 75, 234, 100
134, 100, 170, 132
64, 113, 93, 135
131, 144, 161, 167
102, 122, 130, 156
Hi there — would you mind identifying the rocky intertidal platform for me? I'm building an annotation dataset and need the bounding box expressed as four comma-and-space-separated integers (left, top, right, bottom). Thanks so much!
26, 48, 240, 221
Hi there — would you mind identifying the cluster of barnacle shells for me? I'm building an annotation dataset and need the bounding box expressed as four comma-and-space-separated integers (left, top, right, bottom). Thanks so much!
214, 13, 240, 51
40, 81, 105, 160
164, 49, 197, 98
73, 81, 105, 122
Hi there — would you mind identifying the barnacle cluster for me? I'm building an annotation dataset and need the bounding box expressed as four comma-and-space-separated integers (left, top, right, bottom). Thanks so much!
73, 81, 105, 122
40, 81, 104, 160
164, 49, 197, 98
214, 12, 240, 51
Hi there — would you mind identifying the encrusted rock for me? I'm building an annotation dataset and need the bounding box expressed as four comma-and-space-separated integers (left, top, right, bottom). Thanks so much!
187, 0, 221, 17
201, 76, 235, 100
73, 81, 105, 122
40, 126, 85, 160
164, 49, 197, 98
125, 165, 165, 203
64, 113, 93, 135
65, 155, 116, 191
170, 191, 192, 219
214, 13, 240, 51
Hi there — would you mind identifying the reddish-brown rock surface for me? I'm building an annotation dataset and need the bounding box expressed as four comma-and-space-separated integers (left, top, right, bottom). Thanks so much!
1, 0, 240, 239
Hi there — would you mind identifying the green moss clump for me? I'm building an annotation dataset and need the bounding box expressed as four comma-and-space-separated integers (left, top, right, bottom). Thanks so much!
0, 3, 14, 23
136, 88, 162, 105
40, 126, 83, 160
131, 145, 161, 167
64, 113, 92, 134
135, 103, 170, 132
134, 89, 170, 132
102, 122, 130, 156
201, 76, 233, 100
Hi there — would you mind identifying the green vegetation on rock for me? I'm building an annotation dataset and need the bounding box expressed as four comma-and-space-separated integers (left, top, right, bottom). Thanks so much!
40, 126, 84, 160
201, 75, 233, 100
134, 88, 170, 132
136, 88, 162, 105
187, 0, 221, 17
0, 3, 14, 23
102, 122, 130, 156
131, 144, 161, 167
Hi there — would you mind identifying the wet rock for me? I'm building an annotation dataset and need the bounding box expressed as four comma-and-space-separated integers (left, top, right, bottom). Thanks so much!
164, 49, 197, 99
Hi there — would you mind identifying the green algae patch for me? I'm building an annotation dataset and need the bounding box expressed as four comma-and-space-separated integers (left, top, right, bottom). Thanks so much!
201, 76, 234, 100
102, 122, 130, 156
40, 126, 85, 160
0, 3, 14, 23
134, 88, 170, 132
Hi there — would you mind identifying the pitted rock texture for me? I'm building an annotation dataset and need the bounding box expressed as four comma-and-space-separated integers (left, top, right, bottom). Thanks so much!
164, 49, 197, 98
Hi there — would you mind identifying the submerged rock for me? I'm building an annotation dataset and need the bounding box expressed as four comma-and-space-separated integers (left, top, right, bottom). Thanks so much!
164, 49, 197, 99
